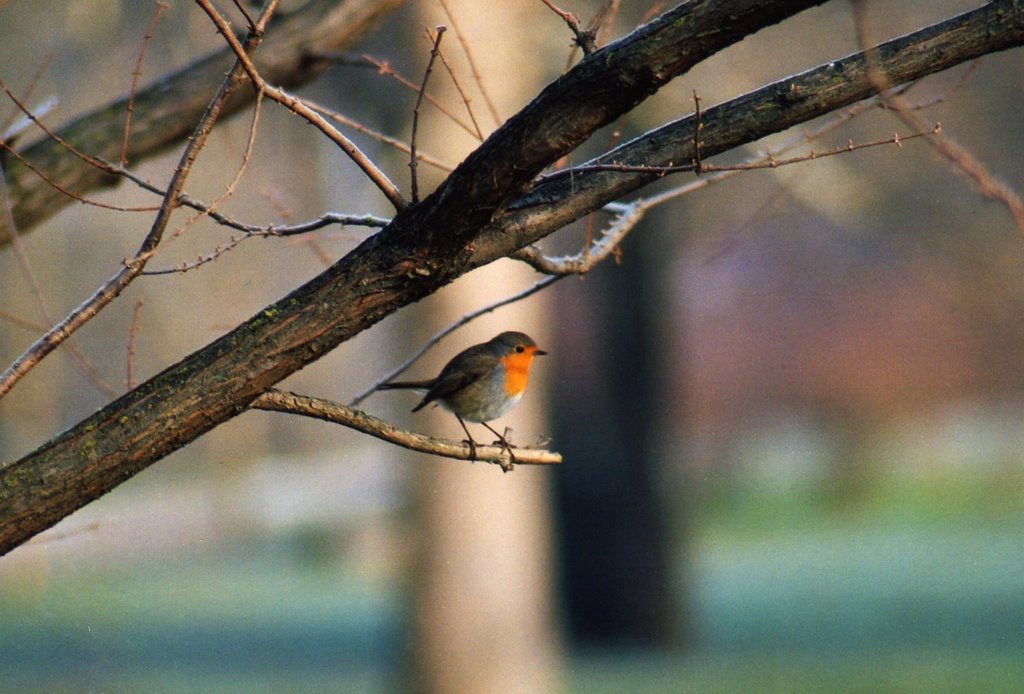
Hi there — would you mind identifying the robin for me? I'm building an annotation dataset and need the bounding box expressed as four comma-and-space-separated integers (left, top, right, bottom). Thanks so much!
378, 331, 547, 469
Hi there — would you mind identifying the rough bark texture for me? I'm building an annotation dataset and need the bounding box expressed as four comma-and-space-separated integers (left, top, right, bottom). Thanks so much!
3, 0, 403, 238
2, 0, 1023, 555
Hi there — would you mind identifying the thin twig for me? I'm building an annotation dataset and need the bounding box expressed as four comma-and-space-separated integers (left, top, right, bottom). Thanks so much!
0, 133, 119, 397
519, 86, 930, 278
306, 98, 454, 172
172, 89, 264, 239
411, 26, 446, 203
0, 310, 47, 333
273, 87, 409, 209
438, 0, 501, 127
2, 97, 57, 145
197, 3, 407, 211
0, 78, 160, 212
256, 388, 561, 467
692, 89, 704, 174
126, 298, 144, 389
361, 54, 480, 139
0, 305, 121, 395
142, 234, 244, 275
590, 0, 621, 47
349, 275, 561, 406
427, 26, 483, 141
557, 128, 933, 178
0, 1, 282, 400
852, 0, 1024, 235
515, 201, 646, 274
0, 51, 55, 140
231, 0, 257, 30
540, 0, 597, 54
104, 159, 390, 236
122, 1, 170, 167
0, 137, 158, 213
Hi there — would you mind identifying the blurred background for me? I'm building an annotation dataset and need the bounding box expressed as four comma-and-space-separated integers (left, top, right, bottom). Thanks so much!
2, 0, 1024, 691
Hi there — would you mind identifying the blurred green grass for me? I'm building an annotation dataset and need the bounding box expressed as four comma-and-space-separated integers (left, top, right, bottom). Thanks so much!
2, 469, 1022, 693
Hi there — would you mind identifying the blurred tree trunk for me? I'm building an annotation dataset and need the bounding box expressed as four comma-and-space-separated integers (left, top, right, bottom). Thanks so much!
553, 221, 682, 647
405, 3, 562, 692
408, 302, 560, 693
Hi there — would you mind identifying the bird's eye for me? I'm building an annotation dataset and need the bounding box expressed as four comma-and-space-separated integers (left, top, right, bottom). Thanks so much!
516, 345, 525, 353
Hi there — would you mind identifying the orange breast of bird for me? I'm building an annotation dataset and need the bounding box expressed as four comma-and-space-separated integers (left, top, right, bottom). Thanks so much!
499, 350, 536, 396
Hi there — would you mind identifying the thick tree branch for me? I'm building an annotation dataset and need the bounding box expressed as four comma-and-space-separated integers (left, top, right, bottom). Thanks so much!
478, 0, 1024, 262
1, 0, 403, 241
1, 1, 1022, 555
0, 3, 281, 400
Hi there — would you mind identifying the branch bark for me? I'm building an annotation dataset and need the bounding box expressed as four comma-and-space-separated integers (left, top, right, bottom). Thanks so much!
483, 0, 1024, 261
2, 0, 1023, 555
2, 0, 403, 240
251, 389, 562, 468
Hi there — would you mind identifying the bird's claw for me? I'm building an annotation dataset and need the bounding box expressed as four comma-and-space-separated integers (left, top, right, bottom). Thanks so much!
463, 438, 479, 462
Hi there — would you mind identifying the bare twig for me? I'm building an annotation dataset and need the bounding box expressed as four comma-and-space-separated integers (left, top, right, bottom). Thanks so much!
361, 54, 480, 138
438, 0, 501, 127
198, 0, 407, 211
122, 1, 170, 167
0, 78, 160, 212
259, 86, 411, 210
254, 388, 562, 467
231, 0, 257, 30
3, 98, 57, 145
0, 310, 46, 333
172, 89, 264, 239
0, 1, 282, 400
411, 26, 446, 203
427, 26, 483, 141
349, 275, 561, 406
125, 298, 144, 389
515, 200, 646, 274
306, 99, 454, 172
590, 0, 622, 47
521, 86, 929, 277
0, 311, 116, 396
540, 0, 597, 54
852, 0, 1024, 234
0, 138, 158, 214
692, 89, 704, 173
142, 234, 245, 275
106, 159, 390, 236
0, 133, 119, 397
0, 54, 54, 139
557, 128, 932, 178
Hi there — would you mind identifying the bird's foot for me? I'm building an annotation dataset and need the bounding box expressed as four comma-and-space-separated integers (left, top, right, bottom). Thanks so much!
495, 431, 516, 474
490, 426, 517, 473
462, 437, 479, 462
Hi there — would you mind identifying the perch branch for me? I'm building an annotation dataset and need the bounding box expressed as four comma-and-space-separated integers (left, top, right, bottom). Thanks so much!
252, 389, 562, 468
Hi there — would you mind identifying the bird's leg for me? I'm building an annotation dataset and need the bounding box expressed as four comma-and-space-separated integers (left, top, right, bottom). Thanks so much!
482, 422, 516, 472
456, 416, 479, 462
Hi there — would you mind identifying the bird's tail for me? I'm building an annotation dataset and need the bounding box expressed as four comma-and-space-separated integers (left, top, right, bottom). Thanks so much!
377, 380, 434, 390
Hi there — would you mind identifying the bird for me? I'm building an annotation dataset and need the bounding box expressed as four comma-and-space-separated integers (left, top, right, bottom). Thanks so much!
377, 331, 547, 468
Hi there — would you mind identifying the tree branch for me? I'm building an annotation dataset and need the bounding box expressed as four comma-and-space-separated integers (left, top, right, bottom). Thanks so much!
483, 0, 1024, 262
1, 0, 403, 242
2, 0, 1022, 555
251, 389, 562, 468
0, 2, 281, 400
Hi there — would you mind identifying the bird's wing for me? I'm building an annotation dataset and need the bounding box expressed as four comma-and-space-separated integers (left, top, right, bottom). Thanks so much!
416, 348, 492, 408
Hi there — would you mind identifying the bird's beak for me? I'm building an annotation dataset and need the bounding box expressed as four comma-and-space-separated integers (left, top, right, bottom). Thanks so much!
535, 348, 549, 356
